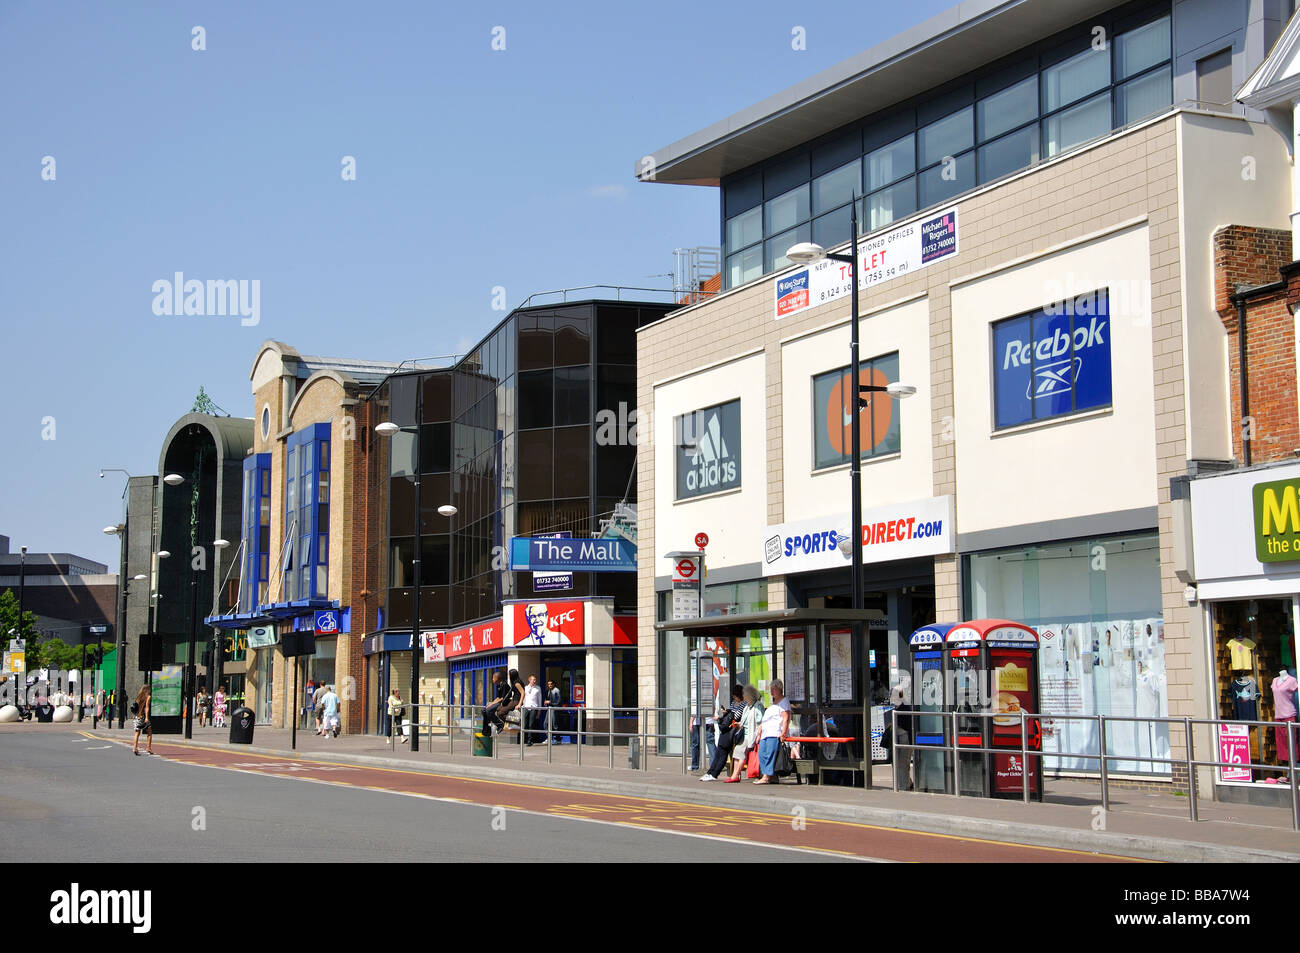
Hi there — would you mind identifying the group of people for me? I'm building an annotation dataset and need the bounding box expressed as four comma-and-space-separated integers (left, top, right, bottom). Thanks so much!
695, 678, 792, 784
481, 670, 564, 743
193, 686, 228, 728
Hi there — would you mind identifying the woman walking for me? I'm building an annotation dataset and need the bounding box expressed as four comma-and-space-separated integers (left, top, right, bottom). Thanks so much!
753, 678, 791, 785
387, 686, 407, 744
131, 685, 154, 757
726, 684, 764, 782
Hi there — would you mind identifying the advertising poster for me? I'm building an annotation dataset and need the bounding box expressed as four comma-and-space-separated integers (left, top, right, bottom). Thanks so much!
1217, 723, 1252, 783
512, 602, 584, 647
152, 664, 183, 717
828, 629, 852, 701
785, 635, 805, 702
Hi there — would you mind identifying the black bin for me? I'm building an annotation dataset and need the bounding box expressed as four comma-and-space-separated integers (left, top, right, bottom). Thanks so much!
229, 706, 256, 745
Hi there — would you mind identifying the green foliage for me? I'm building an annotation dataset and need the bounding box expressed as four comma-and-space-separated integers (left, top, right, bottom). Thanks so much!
0, 588, 38, 647
0, 594, 112, 673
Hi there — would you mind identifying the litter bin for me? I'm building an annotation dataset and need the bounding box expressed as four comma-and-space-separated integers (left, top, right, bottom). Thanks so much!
229, 706, 256, 745
472, 731, 493, 757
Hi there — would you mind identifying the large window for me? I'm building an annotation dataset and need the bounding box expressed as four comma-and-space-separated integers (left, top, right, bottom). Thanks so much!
991, 290, 1112, 429
284, 423, 331, 602
965, 532, 1167, 775
721, 9, 1172, 289
812, 352, 901, 469
240, 453, 271, 611
674, 399, 741, 500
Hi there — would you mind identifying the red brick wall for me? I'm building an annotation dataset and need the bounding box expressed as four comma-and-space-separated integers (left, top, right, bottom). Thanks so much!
1212, 226, 1299, 463
342, 397, 387, 732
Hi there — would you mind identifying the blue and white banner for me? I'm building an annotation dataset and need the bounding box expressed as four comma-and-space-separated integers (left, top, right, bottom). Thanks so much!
992, 290, 1111, 428
762, 496, 955, 576
511, 536, 637, 573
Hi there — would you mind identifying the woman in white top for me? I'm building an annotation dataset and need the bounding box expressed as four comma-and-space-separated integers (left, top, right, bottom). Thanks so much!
754, 679, 791, 785
725, 684, 764, 782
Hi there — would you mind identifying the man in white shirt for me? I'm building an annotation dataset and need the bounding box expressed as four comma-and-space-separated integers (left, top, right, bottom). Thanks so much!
522, 674, 543, 745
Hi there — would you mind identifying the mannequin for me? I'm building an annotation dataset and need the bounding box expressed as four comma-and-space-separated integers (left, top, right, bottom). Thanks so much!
1272, 669, 1298, 766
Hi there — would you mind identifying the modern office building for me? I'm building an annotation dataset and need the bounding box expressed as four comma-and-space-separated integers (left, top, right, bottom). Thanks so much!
634, 0, 1297, 790
0, 535, 116, 642
363, 294, 673, 737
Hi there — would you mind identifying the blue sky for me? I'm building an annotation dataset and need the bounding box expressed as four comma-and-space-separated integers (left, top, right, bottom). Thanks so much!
0, 0, 956, 568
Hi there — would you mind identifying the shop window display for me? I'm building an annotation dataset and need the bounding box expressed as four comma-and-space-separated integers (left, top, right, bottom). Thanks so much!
1212, 599, 1298, 784
966, 532, 1168, 775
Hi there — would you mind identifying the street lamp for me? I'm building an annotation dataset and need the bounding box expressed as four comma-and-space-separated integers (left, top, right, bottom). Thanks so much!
374, 400, 456, 753
789, 203, 915, 786
210, 539, 230, 710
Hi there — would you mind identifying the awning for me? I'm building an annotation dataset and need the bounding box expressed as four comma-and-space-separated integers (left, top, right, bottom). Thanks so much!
654, 608, 879, 633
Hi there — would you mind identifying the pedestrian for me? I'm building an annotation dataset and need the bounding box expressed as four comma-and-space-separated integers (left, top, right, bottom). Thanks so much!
725, 684, 764, 782
131, 685, 154, 756
522, 674, 542, 745
304, 678, 316, 731
689, 710, 717, 774
387, 686, 407, 744
319, 684, 341, 738
196, 686, 209, 728
213, 684, 227, 728
544, 678, 563, 740
701, 684, 746, 781
753, 678, 791, 785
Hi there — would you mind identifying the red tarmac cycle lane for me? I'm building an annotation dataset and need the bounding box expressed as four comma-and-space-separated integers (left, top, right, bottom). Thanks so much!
140, 740, 1142, 863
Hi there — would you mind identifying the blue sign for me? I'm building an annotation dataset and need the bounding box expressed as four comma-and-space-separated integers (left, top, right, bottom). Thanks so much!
510, 536, 637, 573
314, 610, 339, 635
992, 290, 1111, 428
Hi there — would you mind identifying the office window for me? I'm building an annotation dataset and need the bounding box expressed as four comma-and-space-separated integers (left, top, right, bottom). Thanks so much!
865, 180, 915, 233
1116, 66, 1171, 125
726, 207, 762, 251
991, 290, 1112, 428
978, 126, 1040, 182
1115, 16, 1170, 80
285, 424, 331, 601
978, 76, 1037, 141
765, 184, 810, 234
812, 160, 860, 215
1044, 92, 1110, 156
813, 205, 853, 249
727, 245, 763, 288
1042, 46, 1110, 112
918, 152, 974, 207
765, 223, 810, 274
919, 108, 973, 168
812, 353, 901, 469
240, 453, 271, 611
865, 136, 914, 191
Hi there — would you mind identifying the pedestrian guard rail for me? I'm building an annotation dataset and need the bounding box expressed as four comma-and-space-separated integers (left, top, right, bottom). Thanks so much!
387, 703, 694, 772
891, 709, 1300, 830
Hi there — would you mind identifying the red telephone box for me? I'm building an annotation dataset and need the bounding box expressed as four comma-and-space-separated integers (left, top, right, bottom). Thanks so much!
943, 619, 1043, 800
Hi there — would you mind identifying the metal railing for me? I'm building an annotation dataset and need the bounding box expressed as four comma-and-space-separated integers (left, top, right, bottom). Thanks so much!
387, 703, 691, 772
891, 709, 1300, 830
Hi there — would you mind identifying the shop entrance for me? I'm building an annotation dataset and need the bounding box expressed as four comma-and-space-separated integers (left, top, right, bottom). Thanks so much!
540, 652, 584, 742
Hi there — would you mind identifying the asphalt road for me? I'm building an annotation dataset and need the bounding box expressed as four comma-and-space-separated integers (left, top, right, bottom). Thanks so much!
0, 728, 845, 862
0, 727, 1140, 862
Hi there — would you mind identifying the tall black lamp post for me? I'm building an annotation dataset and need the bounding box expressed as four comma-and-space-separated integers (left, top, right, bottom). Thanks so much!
376, 389, 457, 753
788, 200, 915, 752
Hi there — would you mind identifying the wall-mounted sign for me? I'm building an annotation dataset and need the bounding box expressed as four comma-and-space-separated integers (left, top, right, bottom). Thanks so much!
762, 496, 955, 576
534, 532, 573, 592
992, 291, 1111, 429
421, 631, 445, 663
1254, 477, 1300, 562
443, 619, 505, 659
674, 400, 741, 500
513, 601, 584, 647
247, 624, 277, 649
314, 610, 340, 636
774, 208, 959, 320
510, 537, 636, 572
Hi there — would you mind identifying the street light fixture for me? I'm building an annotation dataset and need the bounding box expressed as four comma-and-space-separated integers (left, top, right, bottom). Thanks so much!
788, 203, 915, 789
163, 473, 185, 486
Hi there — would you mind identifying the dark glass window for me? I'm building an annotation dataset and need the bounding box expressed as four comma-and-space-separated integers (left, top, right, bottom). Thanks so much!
518, 313, 554, 370
517, 430, 553, 501
419, 422, 451, 473
422, 374, 452, 422
389, 375, 417, 427
518, 370, 554, 429
554, 426, 591, 498
554, 311, 591, 367
554, 367, 591, 427
596, 307, 639, 365
422, 535, 450, 586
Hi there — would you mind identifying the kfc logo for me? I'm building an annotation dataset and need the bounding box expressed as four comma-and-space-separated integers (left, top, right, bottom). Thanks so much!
513, 601, 584, 646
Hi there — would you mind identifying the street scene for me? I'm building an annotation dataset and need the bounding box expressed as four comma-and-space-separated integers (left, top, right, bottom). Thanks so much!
2, 0, 1299, 919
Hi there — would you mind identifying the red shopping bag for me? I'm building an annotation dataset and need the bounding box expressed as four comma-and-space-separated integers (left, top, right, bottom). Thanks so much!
746, 748, 761, 779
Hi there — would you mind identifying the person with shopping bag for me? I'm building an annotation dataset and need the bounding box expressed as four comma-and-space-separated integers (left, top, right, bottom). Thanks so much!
726, 684, 764, 782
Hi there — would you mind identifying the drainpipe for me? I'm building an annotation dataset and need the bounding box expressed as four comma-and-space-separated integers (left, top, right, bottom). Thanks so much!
1230, 280, 1285, 467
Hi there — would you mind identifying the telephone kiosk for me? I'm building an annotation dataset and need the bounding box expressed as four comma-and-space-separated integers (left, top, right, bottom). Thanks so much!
906, 619, 1043, 799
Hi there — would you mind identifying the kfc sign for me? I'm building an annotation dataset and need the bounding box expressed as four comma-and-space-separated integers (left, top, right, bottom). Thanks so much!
512, 601, 585, 647
443, 618, 505, 659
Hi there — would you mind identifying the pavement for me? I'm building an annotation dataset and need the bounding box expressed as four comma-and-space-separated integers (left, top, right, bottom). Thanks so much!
69, 719, 1300, 863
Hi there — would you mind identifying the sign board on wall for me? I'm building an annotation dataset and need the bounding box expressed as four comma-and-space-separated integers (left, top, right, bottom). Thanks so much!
762, 496, 955, 576
1191, 462, 1300, 597
674, 400, 741, 500
512, 601, 584, 647
774, 208, 959, 320
443, 618, 506, 659
1254, 477, 1300, 562
534, 532, 574, 592
510, 536, 636, 572
421, 631, 445, 663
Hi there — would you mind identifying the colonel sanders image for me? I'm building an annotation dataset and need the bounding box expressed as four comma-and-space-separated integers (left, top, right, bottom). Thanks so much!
525, 603, 560, 645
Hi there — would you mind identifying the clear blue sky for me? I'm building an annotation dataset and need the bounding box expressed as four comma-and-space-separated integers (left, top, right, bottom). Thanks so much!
0, 0, 956, 569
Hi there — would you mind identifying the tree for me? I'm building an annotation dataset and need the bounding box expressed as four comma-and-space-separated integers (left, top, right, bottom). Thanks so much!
0, 588, 38, 647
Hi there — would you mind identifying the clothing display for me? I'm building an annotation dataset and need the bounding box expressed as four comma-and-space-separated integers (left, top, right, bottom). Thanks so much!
1273, 673, 1299, 720
1230, 676, 1260, 722
1227, 637, 1257, 671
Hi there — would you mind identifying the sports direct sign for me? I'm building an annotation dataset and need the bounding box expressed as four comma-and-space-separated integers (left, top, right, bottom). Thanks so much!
762, 496, 955, 576
774, 208, 958, 320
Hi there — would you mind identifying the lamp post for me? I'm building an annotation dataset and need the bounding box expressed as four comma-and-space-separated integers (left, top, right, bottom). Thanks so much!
211, 539, 230, 716
375, 399, 455, 754
789, 203, 915, 768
